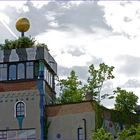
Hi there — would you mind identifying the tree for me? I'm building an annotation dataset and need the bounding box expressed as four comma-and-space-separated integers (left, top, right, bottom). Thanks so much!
58, 70, 84, 103
84, 63, 115, 103
114, 87, 138, 113
92, 128, 113, 140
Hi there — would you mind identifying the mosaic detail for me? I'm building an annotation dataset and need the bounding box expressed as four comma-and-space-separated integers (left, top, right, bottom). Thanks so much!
27, 48, 37, 60
0, 90, 37, 103
0, 47, 57, 74
9, 49, 19, 62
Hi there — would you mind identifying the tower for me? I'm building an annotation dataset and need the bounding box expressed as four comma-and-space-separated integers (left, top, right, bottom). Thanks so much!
0, 18, 57, 140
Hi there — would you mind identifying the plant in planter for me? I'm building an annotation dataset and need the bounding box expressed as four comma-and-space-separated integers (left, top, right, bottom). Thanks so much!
16, 36, 36, 48
36, 43, 49, 51
0, 37, 36, 50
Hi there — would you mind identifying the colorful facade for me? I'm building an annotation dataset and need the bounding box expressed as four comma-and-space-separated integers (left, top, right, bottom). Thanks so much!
46, 101, 138, 140
0, 45, 138, 140
0, 47, 57, 140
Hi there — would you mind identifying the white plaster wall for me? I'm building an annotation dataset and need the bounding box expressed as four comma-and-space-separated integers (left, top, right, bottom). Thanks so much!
0, 90, 40, 139
48, 111, 95, 140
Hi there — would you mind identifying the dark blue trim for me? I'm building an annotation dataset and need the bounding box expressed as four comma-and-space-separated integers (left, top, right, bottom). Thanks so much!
37, 79, 45, 140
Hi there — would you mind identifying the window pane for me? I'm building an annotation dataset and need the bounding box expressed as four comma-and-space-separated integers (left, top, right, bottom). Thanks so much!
78, 128, 84, 140
7, 131, 16, 139
16, 102, 25, 117
50, 73, 53, 88
44, 66, 47, 80
17, 130, 27, 138
34, 62, 39, 78
18, 63, 25, 79
27, 129, 35, 139
0, 64, 7, 81
26, 62, 33, 79
9, 64, 16, 80
0, 131, 7, 139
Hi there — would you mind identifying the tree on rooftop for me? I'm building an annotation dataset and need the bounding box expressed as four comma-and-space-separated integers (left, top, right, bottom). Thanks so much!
114, 87, 138, 113
0, 37, 48, 50
84, 63, 115, 103
57, 70, 84, 103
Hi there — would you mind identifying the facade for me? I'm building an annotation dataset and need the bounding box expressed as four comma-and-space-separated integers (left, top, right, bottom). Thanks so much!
46, 101, 138, 140
0, 47, 57, 140
46, 102, 95, 140
0, 44, 138, 140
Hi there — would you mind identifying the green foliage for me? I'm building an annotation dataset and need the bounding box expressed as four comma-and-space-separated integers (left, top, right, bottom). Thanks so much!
84, 63, 115, 102
91, 101, 138, 131
0, 37, 48, 50
92, 101, 104, 129
58, 70, 84, 103
118, 124, 140, 140
36, 43, 49, 50
111, 110, 138, 126
92, 128, 113, 140
114, 87, 138, 113
57, 63, 115, 104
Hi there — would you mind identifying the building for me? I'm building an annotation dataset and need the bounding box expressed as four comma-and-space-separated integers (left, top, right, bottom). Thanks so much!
0, 46, 57, 140
0, 18, 138, 140
46, 101, 138, 140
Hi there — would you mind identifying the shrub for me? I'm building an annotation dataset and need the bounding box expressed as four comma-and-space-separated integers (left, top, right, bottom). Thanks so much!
92, 128, 113, 140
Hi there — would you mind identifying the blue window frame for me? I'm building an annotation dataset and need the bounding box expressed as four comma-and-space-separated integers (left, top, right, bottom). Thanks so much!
78, 127, 84, 140
18, 63, 25, 79
26, 62, 33, 79
0, 64, 7, 81
9, 64, 16, 80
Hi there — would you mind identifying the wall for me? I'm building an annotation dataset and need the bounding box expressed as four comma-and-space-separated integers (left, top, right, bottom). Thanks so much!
46, 102, 95, 140
0, 89, 41, 139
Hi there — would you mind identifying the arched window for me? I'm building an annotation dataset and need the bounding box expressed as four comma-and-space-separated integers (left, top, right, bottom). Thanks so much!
18, 63, 25, 79
15, 101, 26, 118
9, 64, 16, 80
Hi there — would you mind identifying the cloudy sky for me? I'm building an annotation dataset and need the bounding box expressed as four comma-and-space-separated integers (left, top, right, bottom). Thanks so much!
0, 0, 140, 108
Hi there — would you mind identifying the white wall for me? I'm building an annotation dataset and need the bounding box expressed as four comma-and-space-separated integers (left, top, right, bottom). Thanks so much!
48, 111, 95, 140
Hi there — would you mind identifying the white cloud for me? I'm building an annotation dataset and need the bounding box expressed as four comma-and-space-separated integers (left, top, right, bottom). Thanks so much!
99, 1, 140, 38
0, 1, 27, 10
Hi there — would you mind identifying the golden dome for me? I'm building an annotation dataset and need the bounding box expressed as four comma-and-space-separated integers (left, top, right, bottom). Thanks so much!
16, 18, 30, 32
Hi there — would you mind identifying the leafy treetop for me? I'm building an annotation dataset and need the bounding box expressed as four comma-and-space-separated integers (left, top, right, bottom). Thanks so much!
57, 63, 115, 104
57, 70, 84, 104
84, 63, 115, 102
114, 87, 138, 113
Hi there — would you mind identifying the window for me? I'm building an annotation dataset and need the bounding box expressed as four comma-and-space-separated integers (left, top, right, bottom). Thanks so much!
15, 101, 25, 118
0, 131, 7, 139
34, 62, 39, 78
9, 64, 16, 80
26, 62, 33, 79
78, 128, 84, 140
50, 73, 53, 88
0, 64, 7, 81
4, 129, 36, 140
18, 63, 25, 79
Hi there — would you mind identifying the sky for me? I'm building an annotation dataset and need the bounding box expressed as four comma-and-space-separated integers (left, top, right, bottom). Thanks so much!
0, 0, 140, 108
